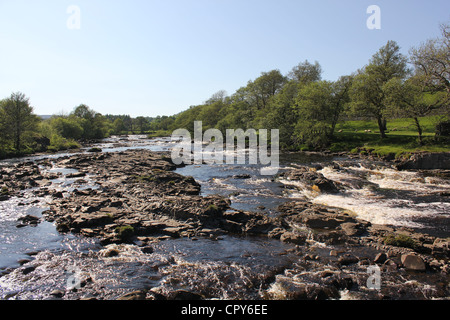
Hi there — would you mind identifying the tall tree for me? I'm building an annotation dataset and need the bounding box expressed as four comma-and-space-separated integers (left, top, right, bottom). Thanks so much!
247, 70, 287, 110
263, 61, 323, 148
293, 77, 352, 148
384, 76, 445, 144
1, 92, 37, 151
0, 100, 10, 150
71, 104, 107, 140
112, 118, 126, 134
350, 41, 409, 138
288, 60, 322, 84
264, 80, 302, 148
135, 116, 149, 134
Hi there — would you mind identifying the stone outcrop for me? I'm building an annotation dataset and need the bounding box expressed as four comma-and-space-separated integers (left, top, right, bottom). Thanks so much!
401, 253, 426, 271
277, 200, 369, 242
42, 150, 288, 246
395, 152, 450, 170
279, 167, 341, 193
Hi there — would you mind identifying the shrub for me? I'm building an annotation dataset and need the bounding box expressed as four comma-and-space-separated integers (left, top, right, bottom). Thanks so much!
383, 233, 417, 249
116, 225, 135, 241
1, 186, 9, 195
48, 133, 80, 152
207, 204, 220, 214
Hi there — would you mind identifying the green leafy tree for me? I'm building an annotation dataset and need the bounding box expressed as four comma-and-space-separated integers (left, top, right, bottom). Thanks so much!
293, 78, 352, 148
263, 80, 302, 148
50, 116, 83, 140
384, 76, 445, 144
112, 118, 127, 134
350, 41, 409, 138
135, 116, 149, 134
197, 101, 225, 130
0, 101, 11, 152
71, 104, 108, 140
288, 60, 322, 84
245, 70, 287, 111
0, 92, 38, 151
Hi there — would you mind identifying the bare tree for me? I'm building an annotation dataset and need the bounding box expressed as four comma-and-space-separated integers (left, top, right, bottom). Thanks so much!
410, 23, 450, 101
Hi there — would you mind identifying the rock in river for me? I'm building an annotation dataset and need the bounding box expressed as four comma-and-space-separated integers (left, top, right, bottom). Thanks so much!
401, 254, 426, 271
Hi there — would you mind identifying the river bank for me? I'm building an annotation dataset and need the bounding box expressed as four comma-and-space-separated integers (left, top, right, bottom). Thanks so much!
0, 137, 449, 300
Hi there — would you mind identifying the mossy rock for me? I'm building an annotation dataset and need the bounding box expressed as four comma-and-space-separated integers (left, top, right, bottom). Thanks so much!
116, 225, 135, 241
383, 233, 417, 249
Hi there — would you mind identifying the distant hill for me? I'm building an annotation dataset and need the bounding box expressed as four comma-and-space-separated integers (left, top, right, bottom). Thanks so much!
39, 115, 53, 120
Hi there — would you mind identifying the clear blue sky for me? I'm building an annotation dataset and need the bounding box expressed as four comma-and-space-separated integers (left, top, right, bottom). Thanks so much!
1, 0, 449, 117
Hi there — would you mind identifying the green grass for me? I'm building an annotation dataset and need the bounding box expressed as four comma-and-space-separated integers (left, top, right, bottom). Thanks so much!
331, 116, 449, 158
147, 130, 172, 138
336, 115, 444, 134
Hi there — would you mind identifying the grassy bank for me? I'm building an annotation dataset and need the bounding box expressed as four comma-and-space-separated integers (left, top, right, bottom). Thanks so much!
332, 115, 449, 158
146, 116, 449, 159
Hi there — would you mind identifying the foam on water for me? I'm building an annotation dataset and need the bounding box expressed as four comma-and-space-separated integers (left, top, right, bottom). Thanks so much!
1, 135, 448, 299
280, 164, 450, 230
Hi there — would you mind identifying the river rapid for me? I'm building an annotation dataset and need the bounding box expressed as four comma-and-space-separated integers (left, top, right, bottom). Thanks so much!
0, 135, 449, 300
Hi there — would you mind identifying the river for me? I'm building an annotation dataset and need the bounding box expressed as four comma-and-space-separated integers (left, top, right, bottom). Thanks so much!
0, 135, 449, 300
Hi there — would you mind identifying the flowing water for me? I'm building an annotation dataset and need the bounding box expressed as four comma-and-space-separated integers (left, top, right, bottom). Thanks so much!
280, 160, 450, 237
0, 136, 449, 299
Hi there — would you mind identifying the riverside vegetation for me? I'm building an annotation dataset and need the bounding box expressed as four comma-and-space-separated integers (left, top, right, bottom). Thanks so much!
0, 23, 449, 300
0, 23, 449, 160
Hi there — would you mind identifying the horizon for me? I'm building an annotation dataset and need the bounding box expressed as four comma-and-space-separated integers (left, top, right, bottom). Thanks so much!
1, 0, 449, 118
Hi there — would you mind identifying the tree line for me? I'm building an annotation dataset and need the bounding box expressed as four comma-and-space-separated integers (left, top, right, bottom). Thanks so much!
166, 23, 449, 149
1, 23, 448, 159
0, 97, 175, 159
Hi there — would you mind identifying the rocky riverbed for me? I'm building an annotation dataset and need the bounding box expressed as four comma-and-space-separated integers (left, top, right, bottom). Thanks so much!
0, 145, 449, 300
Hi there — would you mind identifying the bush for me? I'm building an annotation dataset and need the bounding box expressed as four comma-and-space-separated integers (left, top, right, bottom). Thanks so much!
383, 234, 417, 249
51, 117, 83, 140
48, 133, 80, 152
1, 186, 9, 195
207, 204, 219, 214
116, 225, 135, 241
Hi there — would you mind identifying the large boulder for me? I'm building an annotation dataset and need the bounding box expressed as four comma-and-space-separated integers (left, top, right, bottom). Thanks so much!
401, 254, 426, 271
395, 152, 450, 170
280, 231, 307, 245
71, 212, 114, 229
279, 201, 357, 230
432, 238, 450, 258
280, 167, 340, 193
222, 210, 283, 235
